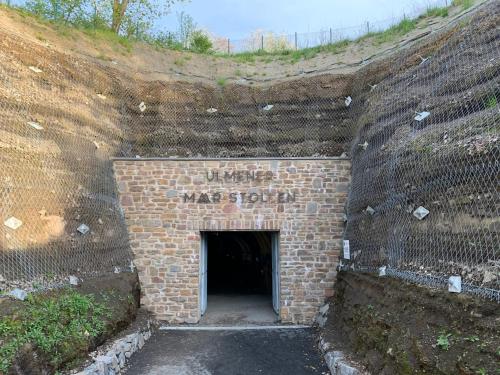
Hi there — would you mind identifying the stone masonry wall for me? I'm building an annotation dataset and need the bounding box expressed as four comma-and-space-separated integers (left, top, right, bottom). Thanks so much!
113, 158, 350, 324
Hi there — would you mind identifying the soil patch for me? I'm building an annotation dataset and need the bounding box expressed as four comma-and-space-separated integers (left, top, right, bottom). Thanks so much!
323, 272, 499, 374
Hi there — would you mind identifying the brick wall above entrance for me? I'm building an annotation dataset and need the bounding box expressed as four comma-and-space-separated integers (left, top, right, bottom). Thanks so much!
113, 158, 350, 324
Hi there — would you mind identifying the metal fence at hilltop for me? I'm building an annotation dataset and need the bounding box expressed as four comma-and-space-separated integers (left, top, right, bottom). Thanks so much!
219, 0, 452, 53
0, 0, 498, 302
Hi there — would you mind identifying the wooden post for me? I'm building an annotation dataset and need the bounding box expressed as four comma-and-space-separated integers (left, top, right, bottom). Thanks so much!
295, 32, 298, 50
261, 35, 264, 51
329, 28, 333, 44
366, 21, 370, 34
227, 38, 230, 54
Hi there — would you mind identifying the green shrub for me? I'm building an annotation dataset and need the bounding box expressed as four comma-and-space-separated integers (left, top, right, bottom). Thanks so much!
190, 31, 212, 53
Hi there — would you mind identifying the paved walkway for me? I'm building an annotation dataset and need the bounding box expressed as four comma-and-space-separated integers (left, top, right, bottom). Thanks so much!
125, 327, 328, 375
200, 294, 278, 326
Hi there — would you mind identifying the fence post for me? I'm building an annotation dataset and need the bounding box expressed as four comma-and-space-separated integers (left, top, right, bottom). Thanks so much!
227, 38, 230, 54
294, 32, 298, 50
329, 28, 333, 45
261, 35, 264, 51
366, 21, 370, 34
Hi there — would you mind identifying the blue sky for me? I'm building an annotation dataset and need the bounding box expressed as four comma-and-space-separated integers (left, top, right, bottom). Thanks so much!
158, 0, 447, 40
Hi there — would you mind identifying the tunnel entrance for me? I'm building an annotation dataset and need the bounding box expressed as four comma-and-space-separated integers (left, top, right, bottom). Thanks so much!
199, 231, 279, 325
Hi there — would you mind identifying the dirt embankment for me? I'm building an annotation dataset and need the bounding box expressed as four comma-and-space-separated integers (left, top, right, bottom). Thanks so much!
324, 272, 499, 374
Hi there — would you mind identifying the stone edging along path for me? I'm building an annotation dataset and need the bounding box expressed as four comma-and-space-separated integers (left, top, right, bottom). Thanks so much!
71, 320, 154, 375
316, 302, 369, 375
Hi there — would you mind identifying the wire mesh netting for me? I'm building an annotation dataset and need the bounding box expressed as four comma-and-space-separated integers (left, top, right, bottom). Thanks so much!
0, 1, 498, 299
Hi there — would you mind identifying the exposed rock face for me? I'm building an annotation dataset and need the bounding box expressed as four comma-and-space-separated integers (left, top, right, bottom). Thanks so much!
344, 2, 499, 290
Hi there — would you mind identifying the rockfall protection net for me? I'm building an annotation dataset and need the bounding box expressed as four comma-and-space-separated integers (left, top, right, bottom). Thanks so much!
0, 1, 498, 300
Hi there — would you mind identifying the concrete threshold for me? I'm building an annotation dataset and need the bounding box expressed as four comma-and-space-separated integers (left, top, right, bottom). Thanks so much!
159, 325, 310, 331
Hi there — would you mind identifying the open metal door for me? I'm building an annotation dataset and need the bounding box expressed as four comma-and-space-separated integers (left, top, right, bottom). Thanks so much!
271, 232, 280, 314
200, 233, 208, 315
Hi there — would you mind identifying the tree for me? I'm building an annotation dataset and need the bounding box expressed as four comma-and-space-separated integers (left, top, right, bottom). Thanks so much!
176, 11, 195, 48
110, 0, 186, 34
26, 0, 87, 24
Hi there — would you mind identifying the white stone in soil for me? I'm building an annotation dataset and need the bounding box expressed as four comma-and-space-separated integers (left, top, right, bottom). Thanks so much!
29, 66, 43, 73
378, 266, 387, 277
77, 223, 90, 235
27, 121, 44, 130
345, 96, 352, 107
69, 275, 79, 285
358, 141, 368, 150
448, 276, 462, 293
4, 217, 23, 230
413, 206, 430, 220
414, 111, 430, 122
9, 288, 28, 301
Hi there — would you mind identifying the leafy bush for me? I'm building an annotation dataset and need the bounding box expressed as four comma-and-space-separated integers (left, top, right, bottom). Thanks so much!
0, 290, 110, 372
190, 30, 213, 53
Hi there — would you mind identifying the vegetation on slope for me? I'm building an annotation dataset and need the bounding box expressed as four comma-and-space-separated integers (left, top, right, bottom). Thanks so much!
0, 275, 140, 373
1, 0, 476, 64
0, 290, 109, 372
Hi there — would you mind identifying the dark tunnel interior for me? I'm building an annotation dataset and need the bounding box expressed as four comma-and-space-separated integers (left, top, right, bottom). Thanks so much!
206, 231, 273, 295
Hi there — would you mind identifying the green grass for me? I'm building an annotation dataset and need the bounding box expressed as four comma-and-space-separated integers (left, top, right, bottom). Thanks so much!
216, 77, 227, 86
452, 0, 474, 10
424, 6, 449, 17
82, 27, 133, 52
174, 58, 185, 66
226, 39, 350, 65
0, 290, 110, 372
368, 18, 418, 45
486, 96, 497, 108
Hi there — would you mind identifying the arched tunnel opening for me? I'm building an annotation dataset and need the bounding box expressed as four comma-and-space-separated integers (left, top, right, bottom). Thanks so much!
201, 231, 278, 324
